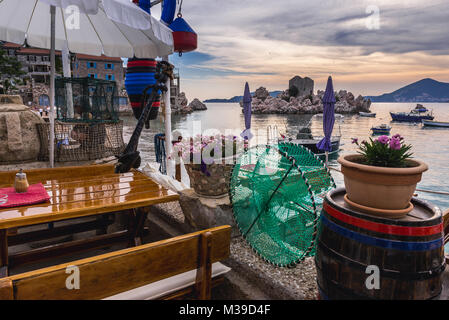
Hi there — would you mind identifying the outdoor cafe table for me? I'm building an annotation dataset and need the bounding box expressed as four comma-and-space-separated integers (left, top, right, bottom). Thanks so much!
0, 164, 179, 277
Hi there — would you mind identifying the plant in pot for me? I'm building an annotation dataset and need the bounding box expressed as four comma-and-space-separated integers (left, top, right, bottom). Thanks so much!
338, 134, 428, 217
172, 134, 243, 197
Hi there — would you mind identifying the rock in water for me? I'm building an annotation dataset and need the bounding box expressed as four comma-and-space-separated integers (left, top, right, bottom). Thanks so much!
254, 87, 270, 101
289, 76, 314, 97
188, 98, 207, 111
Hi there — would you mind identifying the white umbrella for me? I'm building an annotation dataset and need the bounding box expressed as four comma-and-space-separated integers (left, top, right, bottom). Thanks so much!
0, 0, 173, 58
0, 0, 174, 167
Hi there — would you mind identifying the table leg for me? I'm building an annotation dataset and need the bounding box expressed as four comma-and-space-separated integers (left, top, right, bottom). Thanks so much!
127, 208, 148, 247
0, 230, 9, 277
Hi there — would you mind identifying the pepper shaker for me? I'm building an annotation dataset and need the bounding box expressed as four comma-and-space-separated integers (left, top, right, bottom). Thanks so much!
14, 169, 29, 193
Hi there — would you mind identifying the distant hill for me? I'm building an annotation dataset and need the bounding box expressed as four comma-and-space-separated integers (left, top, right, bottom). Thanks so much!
204, 91, 283, 103
366, 78, 449, 102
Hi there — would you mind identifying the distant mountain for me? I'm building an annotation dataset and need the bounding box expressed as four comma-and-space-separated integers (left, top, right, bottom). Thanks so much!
366, 78, 449, 102
204, 91, 283, 103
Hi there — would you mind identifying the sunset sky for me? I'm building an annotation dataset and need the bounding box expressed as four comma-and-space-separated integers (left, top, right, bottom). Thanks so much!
153, 0, 449, 100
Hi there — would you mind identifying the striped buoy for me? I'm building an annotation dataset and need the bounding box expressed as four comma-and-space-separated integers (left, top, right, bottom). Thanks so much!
315, 188, 445, 300
124, 58, 161, 120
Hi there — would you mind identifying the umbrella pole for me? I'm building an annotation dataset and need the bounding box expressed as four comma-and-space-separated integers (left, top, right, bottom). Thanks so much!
325, 151, 329, 167
49, 5, 56, 168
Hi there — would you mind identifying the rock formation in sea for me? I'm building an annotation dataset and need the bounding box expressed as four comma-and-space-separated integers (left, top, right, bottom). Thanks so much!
171, 93, 208, 115
241, 80, 372, 115
188, 98, 208, 111
289, 76, 314, 97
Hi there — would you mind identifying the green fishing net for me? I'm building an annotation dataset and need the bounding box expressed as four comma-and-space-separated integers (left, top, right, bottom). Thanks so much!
229, 143, 336, 267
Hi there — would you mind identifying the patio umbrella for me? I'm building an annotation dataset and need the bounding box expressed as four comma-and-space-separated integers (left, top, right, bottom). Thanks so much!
0, 0, 174, 167
240, 82, 253, 141
316, 76, 336, 166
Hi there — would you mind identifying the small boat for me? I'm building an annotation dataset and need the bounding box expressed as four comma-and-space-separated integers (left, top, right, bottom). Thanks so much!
359, 112, 376, 118
280, 127, 341, 159
422, 120, 449, 128
371, 124, 392, 135
390, 107, 434, 122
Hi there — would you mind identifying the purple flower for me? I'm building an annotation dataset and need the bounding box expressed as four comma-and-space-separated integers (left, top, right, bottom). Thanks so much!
351, 138, 358, 144
393, 134, 403, 141
389, 137, 402, 150
376, 135, 390, 145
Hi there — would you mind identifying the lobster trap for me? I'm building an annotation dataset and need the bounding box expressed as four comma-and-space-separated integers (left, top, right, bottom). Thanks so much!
55, 77, 120, 123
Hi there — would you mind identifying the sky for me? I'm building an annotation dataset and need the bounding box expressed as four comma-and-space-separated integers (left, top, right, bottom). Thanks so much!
151, 0, 449, 100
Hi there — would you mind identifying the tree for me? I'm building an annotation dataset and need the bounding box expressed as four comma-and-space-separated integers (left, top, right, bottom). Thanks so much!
0, 48, 26, 93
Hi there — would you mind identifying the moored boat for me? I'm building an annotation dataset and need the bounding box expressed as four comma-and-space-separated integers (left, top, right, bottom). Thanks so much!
359, 112, 376, 117
422, 120, 449, 128
371, 124, 391, 135
390, 107, 434, 122
281, 127, 341, 159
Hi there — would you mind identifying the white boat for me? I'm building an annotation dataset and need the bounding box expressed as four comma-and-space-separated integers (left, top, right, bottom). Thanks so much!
422, 120, 449, 128
359, 112, 376, 117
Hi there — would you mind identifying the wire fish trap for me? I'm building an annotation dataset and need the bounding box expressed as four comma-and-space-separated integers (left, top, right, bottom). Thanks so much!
55, 77, 120, 123
229, 143, 336, 267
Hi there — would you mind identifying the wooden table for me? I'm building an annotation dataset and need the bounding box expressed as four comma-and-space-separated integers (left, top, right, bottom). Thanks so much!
0, 164, 179, 277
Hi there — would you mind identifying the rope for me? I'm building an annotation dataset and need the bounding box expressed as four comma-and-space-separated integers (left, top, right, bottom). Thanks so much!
177, 0, 183, 17
327, 166, 449, 197
154, 133, 166, 174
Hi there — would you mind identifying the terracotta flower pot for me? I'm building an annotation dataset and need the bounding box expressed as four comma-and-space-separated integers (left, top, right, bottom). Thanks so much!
338, 154, 428, 213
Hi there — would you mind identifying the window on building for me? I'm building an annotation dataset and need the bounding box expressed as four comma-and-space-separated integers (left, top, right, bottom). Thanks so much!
87, 62, 97, 69
42, 56, 50, 62
8, 49, 15, 56
105, 63, 114, 70
28, 55, 36, 62
105, 74, 115, 81
88, 73, 98, 79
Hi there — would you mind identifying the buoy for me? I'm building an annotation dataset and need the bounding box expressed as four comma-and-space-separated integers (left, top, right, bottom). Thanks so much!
169, 14, 198, 56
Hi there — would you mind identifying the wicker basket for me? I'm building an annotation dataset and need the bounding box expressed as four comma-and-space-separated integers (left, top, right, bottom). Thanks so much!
185, 156, 236, 197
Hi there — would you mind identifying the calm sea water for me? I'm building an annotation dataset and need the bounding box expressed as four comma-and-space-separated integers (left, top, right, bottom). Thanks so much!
122, 102, 449, 211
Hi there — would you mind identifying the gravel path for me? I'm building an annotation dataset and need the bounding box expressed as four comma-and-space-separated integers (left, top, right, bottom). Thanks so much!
152, 200, 319, 300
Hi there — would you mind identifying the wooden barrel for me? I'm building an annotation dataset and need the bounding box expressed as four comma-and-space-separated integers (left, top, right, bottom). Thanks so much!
315, 188, 445, 300
124, 58, 160, 120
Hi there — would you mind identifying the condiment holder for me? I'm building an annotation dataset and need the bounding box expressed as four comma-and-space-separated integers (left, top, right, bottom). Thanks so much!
14, 169, 29, 193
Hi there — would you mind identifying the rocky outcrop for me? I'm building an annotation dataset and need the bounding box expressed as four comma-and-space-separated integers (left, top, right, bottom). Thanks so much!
248, 87, 371, 115
254, 87, 270, 101
289, 76, 314, 97
188, 98, 207, 111
0, 95, 44, 163
171, 92, 192, 114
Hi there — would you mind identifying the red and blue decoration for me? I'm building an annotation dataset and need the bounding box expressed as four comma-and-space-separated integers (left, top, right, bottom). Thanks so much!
125, 58, 161, 120
169, 14, 197, 56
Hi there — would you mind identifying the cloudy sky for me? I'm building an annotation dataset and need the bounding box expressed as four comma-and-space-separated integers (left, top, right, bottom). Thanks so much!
153, 0, 449, 100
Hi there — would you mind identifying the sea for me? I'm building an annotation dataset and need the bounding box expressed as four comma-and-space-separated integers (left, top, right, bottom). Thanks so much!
122, 102, 449, 211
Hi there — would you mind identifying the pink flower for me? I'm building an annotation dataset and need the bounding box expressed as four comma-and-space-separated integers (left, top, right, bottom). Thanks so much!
389, 137, 401, 150
393, 134, 403, 141
376, 135, 390, 145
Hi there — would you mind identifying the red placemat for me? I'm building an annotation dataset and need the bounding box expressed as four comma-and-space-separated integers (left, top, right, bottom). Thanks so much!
0, 183, 51, 209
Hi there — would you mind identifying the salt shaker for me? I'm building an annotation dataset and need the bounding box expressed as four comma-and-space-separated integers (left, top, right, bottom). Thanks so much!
14, 169, 29, 193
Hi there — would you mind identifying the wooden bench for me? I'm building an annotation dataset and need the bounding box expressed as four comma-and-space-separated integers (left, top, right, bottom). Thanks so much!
0, 226, 231, 300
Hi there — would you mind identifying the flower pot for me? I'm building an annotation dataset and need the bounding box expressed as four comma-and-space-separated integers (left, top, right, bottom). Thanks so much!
185, 156, 236, 197
337, 154, 428, 215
